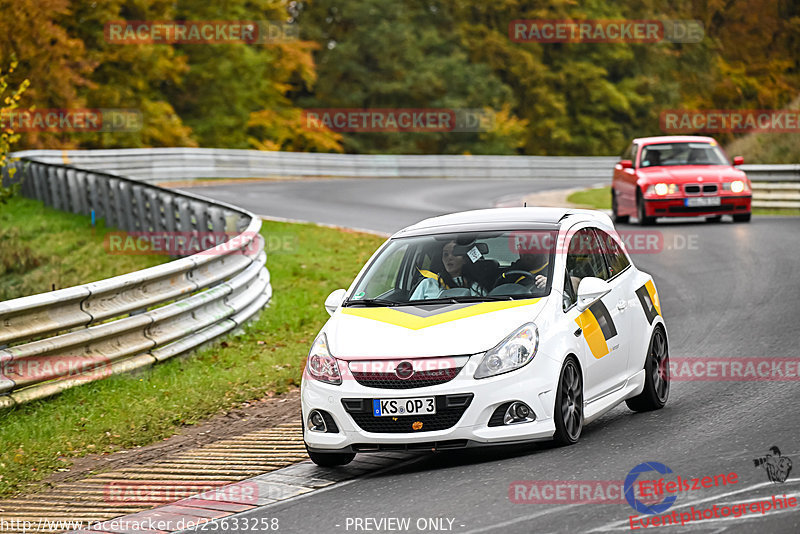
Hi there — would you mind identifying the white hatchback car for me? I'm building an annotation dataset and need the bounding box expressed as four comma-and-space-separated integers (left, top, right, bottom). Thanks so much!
301, 208, 669, 466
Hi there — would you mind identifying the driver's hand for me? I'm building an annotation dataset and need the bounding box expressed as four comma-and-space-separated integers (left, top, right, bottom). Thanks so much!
535, 275, 546, 289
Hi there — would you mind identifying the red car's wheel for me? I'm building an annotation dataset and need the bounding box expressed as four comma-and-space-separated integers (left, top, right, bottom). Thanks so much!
612, 189, 629, 224
637, 192, 656, 226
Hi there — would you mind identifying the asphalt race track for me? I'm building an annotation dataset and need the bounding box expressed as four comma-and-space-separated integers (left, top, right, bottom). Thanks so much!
181, 178, 800, 533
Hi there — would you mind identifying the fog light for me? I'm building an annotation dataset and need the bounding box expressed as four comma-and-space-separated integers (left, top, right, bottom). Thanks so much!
308, 410, 327, 432
504, 401, 535, 425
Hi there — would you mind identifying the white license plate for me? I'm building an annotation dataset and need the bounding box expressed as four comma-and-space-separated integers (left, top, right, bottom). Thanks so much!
373, 397, 436, 417
685, 197, 721, 207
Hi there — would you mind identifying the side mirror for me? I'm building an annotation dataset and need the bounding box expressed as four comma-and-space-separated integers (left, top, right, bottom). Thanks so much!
324, 289, 347, 316
576, 277, 612, 311
733, 156, 744, 166
619, 159, 633, 170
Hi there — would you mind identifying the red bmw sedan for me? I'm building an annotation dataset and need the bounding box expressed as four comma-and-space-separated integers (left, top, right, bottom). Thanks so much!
611, 136, 752, 224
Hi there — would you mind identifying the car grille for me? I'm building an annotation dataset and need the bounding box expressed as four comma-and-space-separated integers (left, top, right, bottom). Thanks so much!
350, 367, 462, 389
342, 394, 473, 433
684, 183, 718, 195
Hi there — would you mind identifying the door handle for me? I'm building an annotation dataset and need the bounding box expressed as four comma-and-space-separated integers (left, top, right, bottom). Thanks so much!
617, 299, 627, 311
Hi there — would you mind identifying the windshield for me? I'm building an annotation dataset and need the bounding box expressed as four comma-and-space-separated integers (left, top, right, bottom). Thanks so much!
345, 230, 558, 306
639, 142, 729, 167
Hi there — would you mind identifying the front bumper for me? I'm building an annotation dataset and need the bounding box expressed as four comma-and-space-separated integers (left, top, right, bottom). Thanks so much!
641, 195, 751, 217
301, 362, 558, 453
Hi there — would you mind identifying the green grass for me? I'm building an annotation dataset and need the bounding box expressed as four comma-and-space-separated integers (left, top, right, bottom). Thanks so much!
0, 217, 384, 497
0, 197, 167, 301
567, 186, 799, 216
568, 187, 611, 209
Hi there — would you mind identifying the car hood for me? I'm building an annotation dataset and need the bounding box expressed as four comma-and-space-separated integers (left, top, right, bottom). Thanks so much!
325, 298, 547, 359
638, 165, 746, 183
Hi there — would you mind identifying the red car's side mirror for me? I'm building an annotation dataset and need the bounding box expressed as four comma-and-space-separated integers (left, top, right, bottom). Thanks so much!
619, 159, 633, 169
733, 156, 744, 166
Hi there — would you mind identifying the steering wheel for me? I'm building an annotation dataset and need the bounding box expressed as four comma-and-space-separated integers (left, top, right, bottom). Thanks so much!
493, 270, 537, 288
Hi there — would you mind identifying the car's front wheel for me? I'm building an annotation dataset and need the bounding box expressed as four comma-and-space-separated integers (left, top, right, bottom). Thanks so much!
306, 448, 356, 467
302, 411, 356, 467
626, 326, 670, 412
553, 356, 583, 445
733, 213, 751, 223
637, 192, 656, 226
612, 189, 629, 224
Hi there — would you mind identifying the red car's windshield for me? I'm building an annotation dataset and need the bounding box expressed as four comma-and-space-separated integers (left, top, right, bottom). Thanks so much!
639, 142, 729, 168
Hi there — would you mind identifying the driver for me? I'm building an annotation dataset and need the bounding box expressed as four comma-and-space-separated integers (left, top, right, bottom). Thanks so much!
501, 252, 549, 289
410, 240, 485, 300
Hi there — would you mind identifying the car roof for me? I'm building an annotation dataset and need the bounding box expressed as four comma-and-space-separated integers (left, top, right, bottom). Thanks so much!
633, 135, 718, 145
393, 207, 613, 237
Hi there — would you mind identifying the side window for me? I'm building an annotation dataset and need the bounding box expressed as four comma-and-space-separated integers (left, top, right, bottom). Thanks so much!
566, 228, 609, 297
620, 143, 635, 161
365, 243, 409, 297
562, 267, 577, 310
595, 229, 630, 278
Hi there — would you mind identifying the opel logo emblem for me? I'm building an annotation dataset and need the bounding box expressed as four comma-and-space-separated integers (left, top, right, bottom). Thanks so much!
395, 361, 414, 380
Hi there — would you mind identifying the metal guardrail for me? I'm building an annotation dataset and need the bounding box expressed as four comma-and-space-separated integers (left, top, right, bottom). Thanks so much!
17, 149, 798, 209
0, 156, 271, 408
13, 149, 621, 181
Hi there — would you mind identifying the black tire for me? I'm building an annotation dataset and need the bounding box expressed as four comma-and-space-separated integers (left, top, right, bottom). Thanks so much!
637, 192, 655, 226
733, 213, 751, 223
626, 326, 670, 412
307, 448, 356, 467
302, 410, 356, 467
706, 215, 722, 223
553, 356, 583, 445
612, 189, 629, 224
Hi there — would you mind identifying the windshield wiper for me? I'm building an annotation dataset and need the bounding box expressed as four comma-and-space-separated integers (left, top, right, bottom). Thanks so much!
343, 298, 400, 307
404, 295, 523, 305
447, 295, 520, 302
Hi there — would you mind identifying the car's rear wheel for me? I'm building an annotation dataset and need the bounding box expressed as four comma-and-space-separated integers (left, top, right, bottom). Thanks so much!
612, 189, 629, 224
553, 356, 583, 445
636, 192, 655, 226
626, 326, 670, 412
733, 213, 751, 223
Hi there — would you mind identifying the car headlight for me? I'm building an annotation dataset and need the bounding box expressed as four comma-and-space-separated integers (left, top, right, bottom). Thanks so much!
647, 183, 678, 196
474, 323, 539, 379
730, 180, 745, 193
306, 333, 342, 385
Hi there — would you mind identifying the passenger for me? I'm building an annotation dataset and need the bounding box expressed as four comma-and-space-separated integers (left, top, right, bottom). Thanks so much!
410, 240, 484, 300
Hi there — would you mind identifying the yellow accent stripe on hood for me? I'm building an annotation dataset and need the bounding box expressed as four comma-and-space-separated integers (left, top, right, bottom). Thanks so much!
341, 299, 541, 330
645, 279, 661, 317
